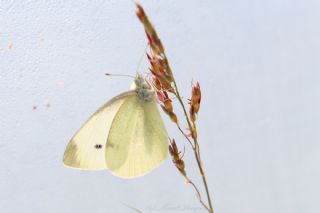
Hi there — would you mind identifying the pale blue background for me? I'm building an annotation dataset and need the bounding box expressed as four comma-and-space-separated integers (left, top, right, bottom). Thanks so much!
1, 0, 319, 212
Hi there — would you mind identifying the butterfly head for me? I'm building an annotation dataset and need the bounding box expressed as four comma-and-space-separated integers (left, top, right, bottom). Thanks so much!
134, 75, 155, 102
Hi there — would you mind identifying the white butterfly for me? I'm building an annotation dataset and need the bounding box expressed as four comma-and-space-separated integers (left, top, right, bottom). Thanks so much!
63, 75, 169, 178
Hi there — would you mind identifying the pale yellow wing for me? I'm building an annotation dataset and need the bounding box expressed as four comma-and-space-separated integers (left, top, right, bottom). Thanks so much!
105, 95, 168, 178
63, 91, 135, 170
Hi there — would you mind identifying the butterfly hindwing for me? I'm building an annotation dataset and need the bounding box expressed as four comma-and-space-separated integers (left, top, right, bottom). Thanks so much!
105, 95, 168, 178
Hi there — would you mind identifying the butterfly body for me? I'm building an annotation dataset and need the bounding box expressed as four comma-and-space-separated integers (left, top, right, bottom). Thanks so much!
63, 75, 168, 178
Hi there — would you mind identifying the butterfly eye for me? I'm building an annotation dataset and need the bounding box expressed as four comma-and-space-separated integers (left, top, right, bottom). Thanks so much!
94, 144, 102, 149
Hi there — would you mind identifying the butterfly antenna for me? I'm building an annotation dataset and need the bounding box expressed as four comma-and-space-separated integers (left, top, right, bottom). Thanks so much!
135, 43, 149, 76
105, 73, 135, 78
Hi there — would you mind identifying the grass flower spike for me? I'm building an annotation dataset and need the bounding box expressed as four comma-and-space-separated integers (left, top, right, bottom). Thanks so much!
136, 3, 214, 213
169, 139, 186, 177
189, 82, 201, 122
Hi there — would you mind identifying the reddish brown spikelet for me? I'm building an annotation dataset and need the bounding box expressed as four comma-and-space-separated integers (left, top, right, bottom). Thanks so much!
191, 126, 198, 140
147, 54, 174, 93
190, 106, 196, 123
191, 82, 201, 113
162, 96, 173, 112
136, 3, 146, 22
160, 103, 178, 124
168, 111, 178, 124
157, 91, 178, 124
169, 139, 186, 176
189, 82, 202, 122
153, 77, 162, 90
159, 77, 175, 93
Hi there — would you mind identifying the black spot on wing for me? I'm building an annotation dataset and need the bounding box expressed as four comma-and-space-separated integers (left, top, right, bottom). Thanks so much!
94, 144, 103, 149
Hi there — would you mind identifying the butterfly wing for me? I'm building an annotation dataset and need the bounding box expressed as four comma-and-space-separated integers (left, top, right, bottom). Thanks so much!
63, 91, 135, 170
105, 95, 168, 178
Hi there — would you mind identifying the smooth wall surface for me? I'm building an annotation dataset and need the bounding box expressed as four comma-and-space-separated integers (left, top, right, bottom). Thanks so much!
1, 0, 319, 212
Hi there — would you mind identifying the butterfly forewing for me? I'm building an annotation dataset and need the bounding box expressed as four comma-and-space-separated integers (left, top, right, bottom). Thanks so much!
63, 91, 135, 170
105, 95, 169, 178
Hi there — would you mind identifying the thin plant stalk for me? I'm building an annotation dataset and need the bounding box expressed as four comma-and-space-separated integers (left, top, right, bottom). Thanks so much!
168, 57, 214, 213
136, 3, 214, 213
